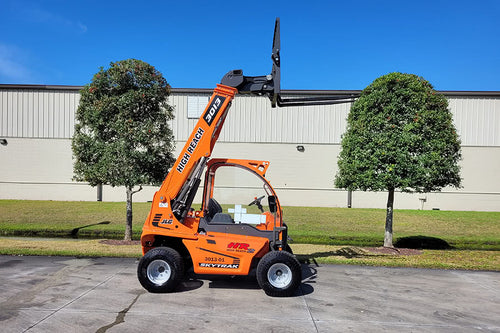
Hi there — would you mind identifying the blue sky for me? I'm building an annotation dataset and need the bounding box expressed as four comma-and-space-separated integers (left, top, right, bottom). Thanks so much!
1, 0, 499, 91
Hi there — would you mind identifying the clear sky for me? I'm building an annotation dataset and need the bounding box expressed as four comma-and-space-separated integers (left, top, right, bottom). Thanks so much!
1, 0, 499, 91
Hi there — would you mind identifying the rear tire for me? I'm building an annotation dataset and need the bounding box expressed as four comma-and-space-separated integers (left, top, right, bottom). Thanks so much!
257, 250, 301, 297
137, 247, 184, 293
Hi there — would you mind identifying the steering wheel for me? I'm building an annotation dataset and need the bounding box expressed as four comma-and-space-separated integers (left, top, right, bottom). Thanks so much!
248, 195, 265, 213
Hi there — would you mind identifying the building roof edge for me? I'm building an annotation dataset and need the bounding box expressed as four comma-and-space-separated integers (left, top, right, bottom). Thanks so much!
1, 84, 499, 97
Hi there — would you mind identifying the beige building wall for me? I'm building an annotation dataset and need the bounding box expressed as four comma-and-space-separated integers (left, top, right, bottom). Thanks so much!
0, 85, 499, 211
0, 138, 157, 202
1, 137, 499, 211
211, 143, 500, 211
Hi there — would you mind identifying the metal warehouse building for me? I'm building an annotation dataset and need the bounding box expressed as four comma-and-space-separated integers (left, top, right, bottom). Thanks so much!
0, 84, 499, 211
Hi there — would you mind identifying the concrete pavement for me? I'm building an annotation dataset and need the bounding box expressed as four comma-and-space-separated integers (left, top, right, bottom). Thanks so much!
0, 255, 499, 332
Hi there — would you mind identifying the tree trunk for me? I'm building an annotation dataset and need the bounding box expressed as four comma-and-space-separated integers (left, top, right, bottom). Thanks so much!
124, 185, 143, 241
384, 188, 395, 248
125, 187, 133, 241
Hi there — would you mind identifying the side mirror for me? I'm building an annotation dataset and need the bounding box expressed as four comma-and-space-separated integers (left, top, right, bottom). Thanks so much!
268, 195, 277, 213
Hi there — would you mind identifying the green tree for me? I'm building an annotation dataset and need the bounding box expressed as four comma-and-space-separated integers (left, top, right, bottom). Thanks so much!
335, 72, 461, 247
72, 59, 175, 241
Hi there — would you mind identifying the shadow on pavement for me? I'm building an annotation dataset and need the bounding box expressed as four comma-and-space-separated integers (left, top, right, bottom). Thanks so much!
167, 263, 318, 296
296, 246, 386, 265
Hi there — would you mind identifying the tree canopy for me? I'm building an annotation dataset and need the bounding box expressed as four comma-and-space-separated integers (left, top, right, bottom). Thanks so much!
335, 72, 462, 246
335, 72, 461, 193
72, 59, 176, 239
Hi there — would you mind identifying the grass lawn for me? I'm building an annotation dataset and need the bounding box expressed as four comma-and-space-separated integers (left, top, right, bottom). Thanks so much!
1, 200, 498, 250
0, 200, 150, 239
0, 200, 499, 270
283, 206, 500, 250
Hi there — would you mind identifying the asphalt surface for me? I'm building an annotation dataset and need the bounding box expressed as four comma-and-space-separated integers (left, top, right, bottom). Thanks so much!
0, 255, 499, 332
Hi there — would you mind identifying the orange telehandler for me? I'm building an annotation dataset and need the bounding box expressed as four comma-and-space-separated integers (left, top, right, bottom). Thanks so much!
137, 18, 358, 296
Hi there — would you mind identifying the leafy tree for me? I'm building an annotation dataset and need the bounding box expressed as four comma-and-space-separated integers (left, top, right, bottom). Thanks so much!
335, 72, 461, 247
72, 59, 175, 241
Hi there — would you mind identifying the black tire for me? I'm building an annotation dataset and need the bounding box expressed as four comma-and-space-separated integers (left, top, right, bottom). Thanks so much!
137, 247, 184, 293
256, 250, 302, 297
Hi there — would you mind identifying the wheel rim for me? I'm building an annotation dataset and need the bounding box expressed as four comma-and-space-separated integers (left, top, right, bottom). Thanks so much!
147, 259, 171, 285
267, 263, 292, 288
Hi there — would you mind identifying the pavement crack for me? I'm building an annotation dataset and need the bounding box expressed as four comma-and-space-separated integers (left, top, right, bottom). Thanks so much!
300, 285, 319, 333
95, 290, 145, 333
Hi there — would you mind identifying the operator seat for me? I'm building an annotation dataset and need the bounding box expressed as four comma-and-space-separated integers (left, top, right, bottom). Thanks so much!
205, 198, 234, 224
207, 198, 223, 220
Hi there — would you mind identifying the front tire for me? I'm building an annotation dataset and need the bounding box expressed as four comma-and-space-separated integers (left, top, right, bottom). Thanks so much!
137, 247, 184, 293
257, 250, 302, 297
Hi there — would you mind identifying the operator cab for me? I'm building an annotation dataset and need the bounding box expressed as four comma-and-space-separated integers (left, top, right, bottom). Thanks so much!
199, 158, 281, 233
